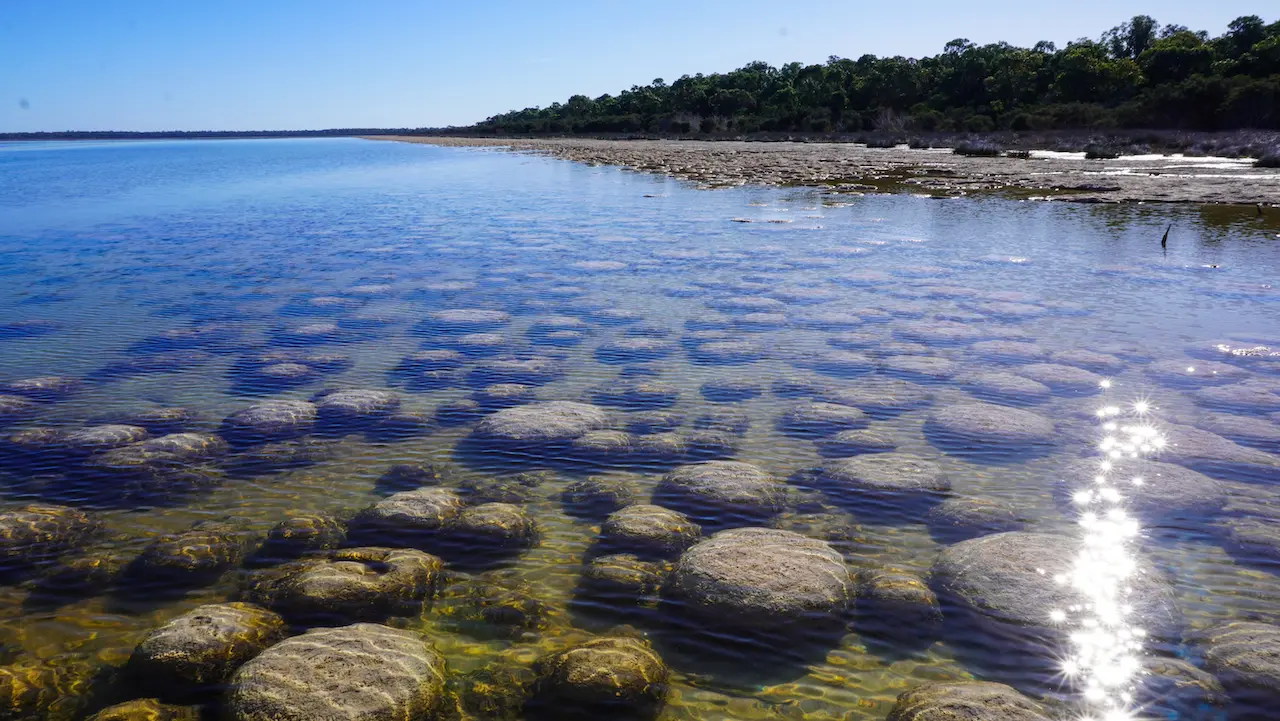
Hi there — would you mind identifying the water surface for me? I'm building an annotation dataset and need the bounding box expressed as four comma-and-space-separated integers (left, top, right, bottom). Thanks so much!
1, 138, 1277, 720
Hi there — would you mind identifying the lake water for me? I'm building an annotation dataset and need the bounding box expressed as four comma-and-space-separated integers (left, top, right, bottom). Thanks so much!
1, 137, 1278, 720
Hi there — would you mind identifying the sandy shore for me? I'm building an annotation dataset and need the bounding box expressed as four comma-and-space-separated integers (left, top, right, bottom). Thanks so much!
367, 136, 1280, 205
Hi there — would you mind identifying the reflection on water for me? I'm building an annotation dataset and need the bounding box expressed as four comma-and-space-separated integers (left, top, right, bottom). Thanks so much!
0, 138, 1276, 719
1060, 389, 1161, 721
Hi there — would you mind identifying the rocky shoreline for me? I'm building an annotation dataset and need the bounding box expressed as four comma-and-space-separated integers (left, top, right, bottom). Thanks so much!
369, 136, 1280, 205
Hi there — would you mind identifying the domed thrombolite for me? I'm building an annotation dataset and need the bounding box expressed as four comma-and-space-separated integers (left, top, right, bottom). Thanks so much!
447, 503, 538, 552
244, 547, 442, 622
85, 699, 199, 721
777, 401, 869, 437
0, 504, 102, 572
472, 401, 611, 446
350, 487, 464, 544
127, 602, 285, 696
312, 388, 400, 428
220, 400, 317, 444
885, 681, 1052, 721
530, 637, 669, 718
589, 379, 679, 409
810, 453, 950, 510
125, 522, 248, 588
561, 477, 638, 519
224, 623, 449, 721
932, 532, 1182, 646
925, 403, 1055, 452
813, 428, 898, 456
653, 461, 785, 524
926, 496, 1025, 541
858, 567, 942, 636
600, 504, 701, 557
580, 553, 672, 600
1200, 621, 1280, 711
1054, 458, 1226, 522
469, 356, 564, 386
819, 379, 933, 417
669, 528, 853, 628
255, 514, 346, 560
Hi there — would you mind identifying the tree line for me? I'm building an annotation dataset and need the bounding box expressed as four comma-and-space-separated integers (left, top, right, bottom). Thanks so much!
468, 15, 1280, 135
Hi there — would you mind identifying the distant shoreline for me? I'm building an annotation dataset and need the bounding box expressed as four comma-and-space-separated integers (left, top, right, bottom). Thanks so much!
368, 135, 1280, 207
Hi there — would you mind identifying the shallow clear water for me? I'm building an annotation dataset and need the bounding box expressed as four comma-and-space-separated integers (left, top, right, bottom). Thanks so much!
1, 138, 1278, 720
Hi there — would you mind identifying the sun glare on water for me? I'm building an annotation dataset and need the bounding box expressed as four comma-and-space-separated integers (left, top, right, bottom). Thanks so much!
1056, 382, 1166, 721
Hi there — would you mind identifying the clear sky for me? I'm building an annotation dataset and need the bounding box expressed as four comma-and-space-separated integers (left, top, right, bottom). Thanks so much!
0, 0, 1270, 132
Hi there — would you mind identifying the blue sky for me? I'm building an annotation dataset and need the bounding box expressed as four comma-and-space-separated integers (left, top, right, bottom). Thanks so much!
0, 0, 1270, 132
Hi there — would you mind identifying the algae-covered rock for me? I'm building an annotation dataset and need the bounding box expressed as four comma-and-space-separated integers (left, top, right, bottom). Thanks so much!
925, 403, 1055, 453
128, 602, 285, 696
926, 497, 1025, 542
127, 521, 246, 587
777, 401, 869, 437
600, 505, 701, 557
562, 478, 638, 519
225, 623, 449, 721
1201, 621, 1280, 715
473, 401, 610, 445
85, 699, 199, 721
256, 514, 346, 561
580, 554, 671, 600
450, 503, 538, 551
653, 461, 785, 525
247, 547, 442, 623
220, 400, 317, 444
858, 567, 942, 637
0, 504, 102, 573
885, 681, 1051, 721
352, 487, 465, 544
932, 532, 1182, 647
531, 637, 669, 718
670, 527, 852, 628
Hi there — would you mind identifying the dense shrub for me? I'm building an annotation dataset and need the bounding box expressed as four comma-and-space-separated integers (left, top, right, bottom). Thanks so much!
953, 141, 1003, 156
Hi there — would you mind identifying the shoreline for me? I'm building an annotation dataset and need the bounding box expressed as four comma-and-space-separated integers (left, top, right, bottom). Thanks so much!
367, 135, 1280, 206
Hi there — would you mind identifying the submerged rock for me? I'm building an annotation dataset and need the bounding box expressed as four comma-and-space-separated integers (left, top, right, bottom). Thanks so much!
422, 308, 511, 334
1015, 363, 1105, 394
885, 681, 1051, 721
225, 623, 449, 721
624, 411, 685, 435
590, 380, 679, 409
653, 461, 785, 525
580, 553, 671, 601
473, 401, 611, 445
562, 477, 638, 519
1197, 414, 1280, 452
1, 376, 82, 402
1194, 380, 1280, 414
814, 428, 899, 456
595, 338, 676, 364
600, 504, 701, 557
926, 497, 1025, 542
220, 400, 317, 444
128, 602, 285, 697
450, 503, 538, 551
246, 547, 442, 623
313, 389, 400, 427
1053, 458, 1226, 522
1201, 621, 1280, 716
127, 522, 247, 588
957, 371, 1052, 405
0, 504, 102, 573
687, 340, 764, 365
777, 401, 869, 437
86, 699, 199, 721
698, 377, 763, 403
530, 637, 668, 719
670, 527, 853, 629
925, 403, 1055, 453
858, 567, 942, 637
256, 514, 347, 561
1159, 423, 1280, 482
819, 379, 933, 417
813, 453, 951, 507
932, 532, 1181, 649
352, 487, 465, 544
0, 395, 37, 425
1147, 359, 1251, 388
469, 356, 563, 386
